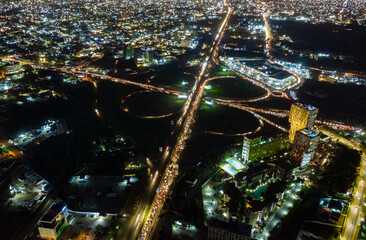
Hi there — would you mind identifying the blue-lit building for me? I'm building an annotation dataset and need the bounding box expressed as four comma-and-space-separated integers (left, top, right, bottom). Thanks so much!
290, 128, 319, 167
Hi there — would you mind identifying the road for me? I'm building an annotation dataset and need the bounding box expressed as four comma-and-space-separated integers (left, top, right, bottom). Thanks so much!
3, 4, 363, 240
254, 183, 304, 240
214, 101, 289, 118
3, 58, 359, 136
118, 170, 160, 240
305, 65, 366, 79
263, 13, 273, 58
320, 129, 360, 151
135, 2, 232, 240
342, 153, 366, 240
7, 47, 358, 134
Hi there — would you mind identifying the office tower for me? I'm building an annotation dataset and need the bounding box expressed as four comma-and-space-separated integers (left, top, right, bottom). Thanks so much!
143, 49, 154, 64
289, 103, 318, 143
290, 128, 319, 167
241, 136, 255, 164
242, 133, 289, 164
123, 45, 133, 60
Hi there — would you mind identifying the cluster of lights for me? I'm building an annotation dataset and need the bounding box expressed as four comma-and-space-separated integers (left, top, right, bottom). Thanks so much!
225, 58, 298, 91
0, 0, 223, 66
139, 3, 232, 240
259, 0, 366, 25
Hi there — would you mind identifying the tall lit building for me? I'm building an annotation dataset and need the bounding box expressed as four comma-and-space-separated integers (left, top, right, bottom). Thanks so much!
289, 103, 318, 143
208, 219, 252, 240
242, 136, 256, 164
290, 128, 319, 167
123, 45, 133, 60
143, 49, 154, 64
242, 133, 289, 164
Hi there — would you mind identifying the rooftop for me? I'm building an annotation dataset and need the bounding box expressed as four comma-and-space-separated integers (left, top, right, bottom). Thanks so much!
40, 202, 66, 224
209, 219, 252, 237
299, 128, 319, 138
220, 158, 245, 176
294, 102, 318, 112
64, 175, 133, 214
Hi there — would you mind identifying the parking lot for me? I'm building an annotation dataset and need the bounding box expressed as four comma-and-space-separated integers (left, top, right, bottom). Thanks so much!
58, 214, 115, 240
6, 166, 49, 212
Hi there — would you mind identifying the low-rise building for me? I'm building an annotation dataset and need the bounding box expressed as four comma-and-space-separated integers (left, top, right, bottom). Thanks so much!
38, 203, 67, 239
3, 62, 22, 74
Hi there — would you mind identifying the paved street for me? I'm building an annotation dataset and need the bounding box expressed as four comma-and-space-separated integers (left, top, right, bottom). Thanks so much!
342, 153, 366, 240
254, 183, 303, 240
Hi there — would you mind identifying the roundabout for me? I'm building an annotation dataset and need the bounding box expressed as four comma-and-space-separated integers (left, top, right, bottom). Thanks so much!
122, 91, 185, 119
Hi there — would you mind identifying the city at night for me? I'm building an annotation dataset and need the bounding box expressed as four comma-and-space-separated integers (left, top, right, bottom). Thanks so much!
0, 0, 365, 240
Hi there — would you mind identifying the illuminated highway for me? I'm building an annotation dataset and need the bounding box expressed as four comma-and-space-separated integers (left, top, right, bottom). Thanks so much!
214, 101, 289, 118
305, 65, 366, 79
205, 118, 264, 137
72, 69, 182, 96
4, 55, 359, 136
86, 71, 358, 135
136, 2, 232, 239
320, 128, 360, 150
263, 12, 274, 58
3, 6, 364, 240
318, 129, 365, 240
212, 101, 359, 133
342, 153, 366, 240
203, 75, 272, 103
316, 120, 360, 131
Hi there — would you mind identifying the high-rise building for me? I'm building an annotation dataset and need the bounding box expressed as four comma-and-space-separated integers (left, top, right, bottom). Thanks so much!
241, 132, 289, 164
143, 49, 154, 64
242, 135, 259, 164
290, 128, 319, 167
123, 45, 133, 60
289, 103, 318, 143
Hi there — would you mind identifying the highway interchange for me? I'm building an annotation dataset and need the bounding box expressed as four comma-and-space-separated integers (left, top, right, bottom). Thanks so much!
1, 0, 365, 239
136, 2, 232, 239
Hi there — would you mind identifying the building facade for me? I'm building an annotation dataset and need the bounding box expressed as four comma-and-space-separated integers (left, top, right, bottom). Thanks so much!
241, 133, 289, 164
290, 128, 319, 167
289, 103, 318, 143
